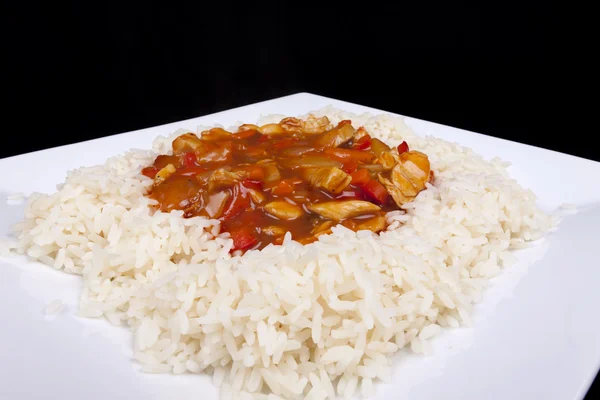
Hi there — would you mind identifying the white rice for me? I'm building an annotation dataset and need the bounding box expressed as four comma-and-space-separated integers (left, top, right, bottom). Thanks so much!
6, 192, 26, 205
44, 299, 65, 315
4, 107, 558, 399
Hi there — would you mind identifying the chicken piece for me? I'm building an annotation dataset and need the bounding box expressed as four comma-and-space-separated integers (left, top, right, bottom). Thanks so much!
302, 167, 351, 194
196, 141, 232, 164
258, 123, 285, 135
172, 133, 203, 155
238, 124, 259, 132
374, 151, 397, 170
302, 115, 331, 133
378, 175, 411, 206
378, 150, 431, 207
232, 165, 265, 180
150, 174, 204, 213
279, 156, 342, 169
262, 226, 287, 236
354, 126, 369, 140
297, 220, 339, 244
311, 220, 335, 236
247, 188, 266, 204
256, 160, 281, 182
204, 191, 230, 218
201, 127, 232, 141
297, 218, 336, 244
154, 164, 176, 186
314, 123, 356, 147
344, 215, 386, 233
278, 117, 303, 133
207, 169, 240, 193
280, 115, 331, 134
308, 200, 380, 220
399, 150, 430, 184
264, 201, 303, 220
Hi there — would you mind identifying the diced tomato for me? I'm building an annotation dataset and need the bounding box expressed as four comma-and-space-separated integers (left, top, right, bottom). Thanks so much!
350, 169, 370, 186
141, 166, 158, 179
272, 179, 296, 196
361, 179, 389, 205
232, 130, 258, 140
352, 135, 372, 150
221, 187, 251, 221
257, 134, 269, 143
242, 179, 263, 191
323, 147, 375, 162
238, 165, 265, 181
397, 141, 409, 155
342, 160, 358, 174
229, 227, 259, 251
182, 152, 198, 168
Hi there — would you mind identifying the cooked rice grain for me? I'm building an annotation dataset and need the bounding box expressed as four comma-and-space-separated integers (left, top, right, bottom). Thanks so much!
6, 107, 558, 399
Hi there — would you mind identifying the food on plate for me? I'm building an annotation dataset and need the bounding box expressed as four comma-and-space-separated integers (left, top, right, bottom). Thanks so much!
2, 108, 557, 399
142, 117, 433, 251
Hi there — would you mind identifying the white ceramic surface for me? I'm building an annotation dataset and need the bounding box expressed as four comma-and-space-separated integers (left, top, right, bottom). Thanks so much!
1, 93, 599, 400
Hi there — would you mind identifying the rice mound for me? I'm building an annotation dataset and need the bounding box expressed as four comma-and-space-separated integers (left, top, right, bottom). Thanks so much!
6, 107, 557, 399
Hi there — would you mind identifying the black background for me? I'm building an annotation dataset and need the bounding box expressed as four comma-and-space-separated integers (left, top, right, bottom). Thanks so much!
5, 2, 589, 162
5, 1, 598, 398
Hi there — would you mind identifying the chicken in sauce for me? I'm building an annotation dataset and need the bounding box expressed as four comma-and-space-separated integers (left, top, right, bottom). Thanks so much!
141, 116, 434, 252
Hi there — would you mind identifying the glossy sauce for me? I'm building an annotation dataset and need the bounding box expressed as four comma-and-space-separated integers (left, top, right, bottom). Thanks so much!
142, 118, 432, 252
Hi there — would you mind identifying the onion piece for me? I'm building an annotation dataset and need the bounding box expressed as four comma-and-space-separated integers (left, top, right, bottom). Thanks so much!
205, 191, 230, 218
279, 156, 342, 169
359, 164, 386, 172
280, 147, 316, 157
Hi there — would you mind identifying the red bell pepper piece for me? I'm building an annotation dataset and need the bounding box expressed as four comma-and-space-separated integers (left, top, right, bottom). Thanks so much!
272, 179, 297, 196
361, 179, 389, 205
179, 166, 208, 177
323, 147, 374, 162
141, 166, 158, 178
239, 165, 265, 181
229, 227, 258, 251
397, 141, 409, 155
342, 160, 358, 174
221, 186, 250, 221
183, 152, 197, 168
350, 169, 370, 186
272, 138, 298, 150
241, 179, 263, 191
353, 135, 372, 150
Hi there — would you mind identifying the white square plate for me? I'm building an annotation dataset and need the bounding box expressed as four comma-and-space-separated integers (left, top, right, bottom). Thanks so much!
1, 93, 599, 400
